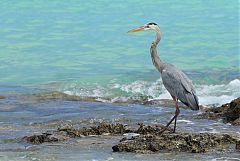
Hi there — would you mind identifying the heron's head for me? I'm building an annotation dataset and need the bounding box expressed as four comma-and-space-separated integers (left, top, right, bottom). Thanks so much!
128, 22, 159, 33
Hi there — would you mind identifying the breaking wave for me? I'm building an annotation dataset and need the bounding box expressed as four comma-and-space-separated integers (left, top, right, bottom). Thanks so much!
61, 79, 240, 106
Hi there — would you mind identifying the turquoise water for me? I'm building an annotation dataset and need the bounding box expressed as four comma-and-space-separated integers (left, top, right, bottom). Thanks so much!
0, 1, 240, 160
0, 0, 239, 105
0, 0, 239, 83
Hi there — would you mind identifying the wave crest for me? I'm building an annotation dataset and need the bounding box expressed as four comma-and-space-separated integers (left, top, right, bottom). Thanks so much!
61, 79, 240, 106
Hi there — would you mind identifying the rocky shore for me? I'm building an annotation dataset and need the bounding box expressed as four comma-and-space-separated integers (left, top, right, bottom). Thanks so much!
197, 97, 240, 125
21, 94, 240, 153
22, 122, 239, 153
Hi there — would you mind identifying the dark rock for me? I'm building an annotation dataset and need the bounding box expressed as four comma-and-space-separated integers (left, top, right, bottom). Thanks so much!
236, 140, 240, 151
23, 123, 132, 144
232, 118, 240, 125
112, 133, 236, 153
0, 96, 5, 99
223, 98, 240, 123
22, 122, 239, 153
136, 123, 173, 135
58, 122, 132, 137
23, 133, 57, 144
198, 97, 240, 125
22, 131, 70, 144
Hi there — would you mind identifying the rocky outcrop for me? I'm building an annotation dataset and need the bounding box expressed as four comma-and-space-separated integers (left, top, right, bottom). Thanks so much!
22, 123, 239, 153
23, 123, 132, 144
22, 131, 70, 144
58, 123, 131, 137
223, 98, 240, 125
199, 98, 240, 125
112, 133, 236, 153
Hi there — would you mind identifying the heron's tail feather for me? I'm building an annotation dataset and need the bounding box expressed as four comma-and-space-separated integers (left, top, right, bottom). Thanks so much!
185, 92, 199, 111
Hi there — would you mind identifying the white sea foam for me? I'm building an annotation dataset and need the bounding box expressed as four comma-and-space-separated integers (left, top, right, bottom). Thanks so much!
115, 78, 240, 106
62, 79, 240, 106
196, 79, 240, 105
177, 119, 194, 125
114, 79, 162, 98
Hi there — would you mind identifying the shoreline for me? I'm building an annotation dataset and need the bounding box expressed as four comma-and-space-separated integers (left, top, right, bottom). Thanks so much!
0, 90, 239, 160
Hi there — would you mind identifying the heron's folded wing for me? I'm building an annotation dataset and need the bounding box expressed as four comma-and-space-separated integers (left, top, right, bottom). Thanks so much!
161, 66, 194, 94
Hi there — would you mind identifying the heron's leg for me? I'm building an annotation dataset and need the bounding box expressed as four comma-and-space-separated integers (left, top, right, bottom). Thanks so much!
173, 98, 179, 133
159, 96, 180, 134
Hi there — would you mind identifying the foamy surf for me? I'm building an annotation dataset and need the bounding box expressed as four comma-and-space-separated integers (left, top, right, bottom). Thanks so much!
196, 79, 240, 105
62, 79, 240, 106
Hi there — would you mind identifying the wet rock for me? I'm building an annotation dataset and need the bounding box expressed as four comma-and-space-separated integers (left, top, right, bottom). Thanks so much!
58, 122, 132, 137
136, 123, 173, 135
0, 96, 5, 99
112, 133, 236, 153
22, 131, 70, 144
232, 118, 240, 125
198, 97, 240, 125
23, 133, 57, 144
32, 91, 97, 102
236, 140, 240, 151
23, 123, 132, 144
23, 123, 239, 153
223, 98, 240, 123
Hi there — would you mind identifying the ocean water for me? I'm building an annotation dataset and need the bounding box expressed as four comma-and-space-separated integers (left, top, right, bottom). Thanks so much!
0, 1, 239, 160
0, 0, 239, 105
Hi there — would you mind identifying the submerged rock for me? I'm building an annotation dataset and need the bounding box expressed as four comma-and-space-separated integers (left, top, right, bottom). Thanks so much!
199, 97, 240, 125
31, 91, 98, 102
112, 133, 236, 153
22, 131, 70, 144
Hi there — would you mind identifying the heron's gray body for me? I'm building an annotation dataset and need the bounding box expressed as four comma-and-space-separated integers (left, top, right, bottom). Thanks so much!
149, 25, 199, 111
161, 63, 199, 110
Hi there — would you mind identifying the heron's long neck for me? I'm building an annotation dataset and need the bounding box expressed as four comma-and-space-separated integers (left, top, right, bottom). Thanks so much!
150, 29, 164, 73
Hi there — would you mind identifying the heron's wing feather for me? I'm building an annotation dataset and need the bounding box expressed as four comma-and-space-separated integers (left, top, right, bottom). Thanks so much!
162, 65, 194, 94
161, 65, 199, 110
177, 70, 195, 94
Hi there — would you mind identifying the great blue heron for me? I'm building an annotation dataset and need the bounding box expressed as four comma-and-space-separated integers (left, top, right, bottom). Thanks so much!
128, 22, 199, 133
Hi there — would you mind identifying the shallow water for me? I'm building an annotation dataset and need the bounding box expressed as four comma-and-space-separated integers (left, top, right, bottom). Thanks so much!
0, 87, 239, 161
0, 1, 239, 105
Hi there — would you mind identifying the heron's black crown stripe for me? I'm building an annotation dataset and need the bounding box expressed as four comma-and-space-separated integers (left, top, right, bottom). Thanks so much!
147, 22, 157, 25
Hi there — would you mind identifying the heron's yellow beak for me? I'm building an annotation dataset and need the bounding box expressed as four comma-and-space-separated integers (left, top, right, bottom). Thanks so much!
127, 27, 144, 33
